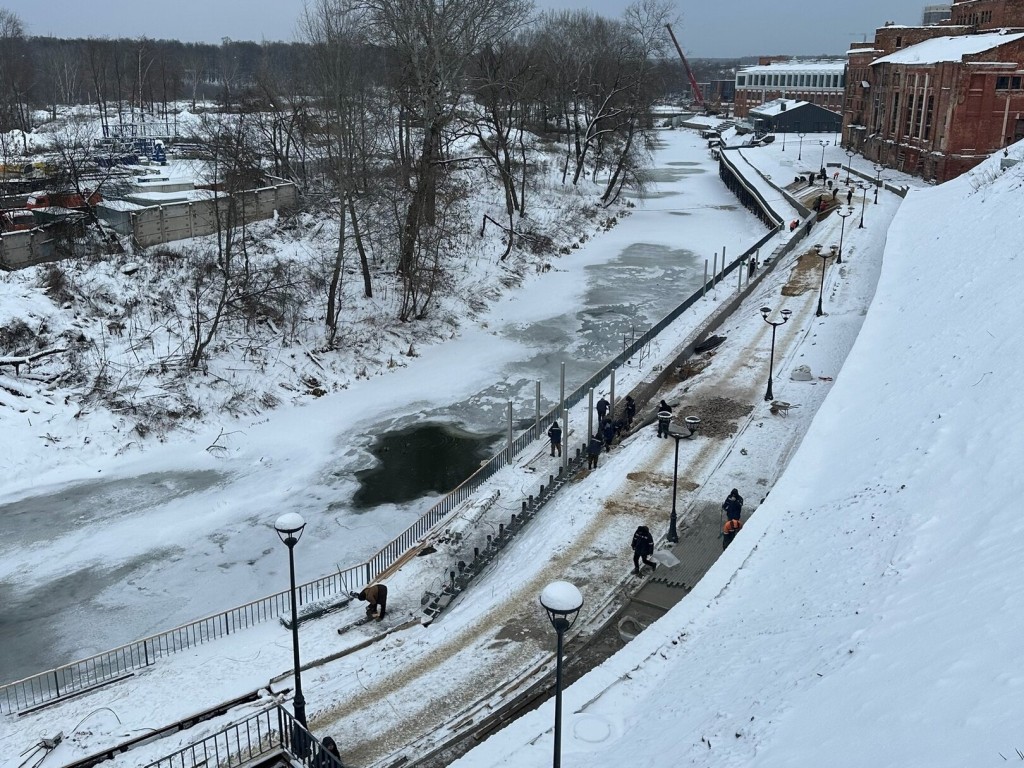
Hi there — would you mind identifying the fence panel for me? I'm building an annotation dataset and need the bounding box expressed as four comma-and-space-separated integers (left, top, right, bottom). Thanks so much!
0, 157, 787, 714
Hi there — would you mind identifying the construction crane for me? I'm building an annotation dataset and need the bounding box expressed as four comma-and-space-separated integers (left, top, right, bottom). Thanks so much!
665, 23, 709, 113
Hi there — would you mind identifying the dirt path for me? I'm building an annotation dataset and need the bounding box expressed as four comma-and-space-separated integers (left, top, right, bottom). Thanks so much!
305, 241, 840, 767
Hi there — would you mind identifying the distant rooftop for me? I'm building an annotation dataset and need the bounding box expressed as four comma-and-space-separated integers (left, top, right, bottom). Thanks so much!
748, 98, 810, 116
873, 30, 1024, 65
738, 60, 846, 73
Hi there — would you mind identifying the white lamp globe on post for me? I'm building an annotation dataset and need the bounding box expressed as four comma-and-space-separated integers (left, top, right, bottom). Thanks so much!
275, 512, 310, 755
540, 581, 584, 768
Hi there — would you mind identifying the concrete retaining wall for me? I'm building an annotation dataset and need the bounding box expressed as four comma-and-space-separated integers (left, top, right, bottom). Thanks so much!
0, 180, 298, 270
129, 181, 298, 248
0, 227, 59, 271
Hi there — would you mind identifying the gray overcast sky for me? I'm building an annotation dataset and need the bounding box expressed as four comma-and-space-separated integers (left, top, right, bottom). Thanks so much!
7, 0, 931, 58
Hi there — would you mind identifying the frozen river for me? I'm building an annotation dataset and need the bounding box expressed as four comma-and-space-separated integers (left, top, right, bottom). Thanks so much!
0, 129, 767, 683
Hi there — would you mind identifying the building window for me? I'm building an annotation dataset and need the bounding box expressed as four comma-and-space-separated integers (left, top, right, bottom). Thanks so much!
896, 35, 903, 48
890, 93, 900, 134
923, 95, 934, 140
996, 76, 1023, 90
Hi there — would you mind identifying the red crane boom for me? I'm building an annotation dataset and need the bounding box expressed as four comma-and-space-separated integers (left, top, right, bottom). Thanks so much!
665, 24, 706, 112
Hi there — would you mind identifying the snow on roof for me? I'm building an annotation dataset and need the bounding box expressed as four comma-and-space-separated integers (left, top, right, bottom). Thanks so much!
749, 99, 810, 116
873, 30, 1024, 65
96, 199, 149, 212
739, 60, 846, 74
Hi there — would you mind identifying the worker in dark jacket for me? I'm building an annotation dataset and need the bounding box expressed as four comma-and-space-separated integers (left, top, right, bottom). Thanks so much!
350, 583, 388, 620
587, 433, 603, 469
314, 736, 344, 767
547, 420, 562, 457
625, 395, 637, 426
722, 488, 744, 521
601, 418, 616, 452
722, 518, 743, 549
596, 396, 610, 422
656, 400, 673, 438
631, 525, 656, 575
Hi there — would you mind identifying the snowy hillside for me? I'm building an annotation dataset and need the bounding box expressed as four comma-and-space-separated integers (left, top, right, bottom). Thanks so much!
450, 148, 1024, 765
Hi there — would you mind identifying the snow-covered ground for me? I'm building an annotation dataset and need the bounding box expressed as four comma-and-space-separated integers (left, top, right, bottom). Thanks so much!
5, 125, 1022, 767
449, 142, 1024, 766
0, 128, 765, 676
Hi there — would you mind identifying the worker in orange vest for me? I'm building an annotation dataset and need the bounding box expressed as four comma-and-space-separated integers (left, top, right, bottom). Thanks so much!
722, 518, 743, 550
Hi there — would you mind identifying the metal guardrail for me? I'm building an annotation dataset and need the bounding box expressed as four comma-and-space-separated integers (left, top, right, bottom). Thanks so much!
142, 704, 341, 768
0, 155, 787, 717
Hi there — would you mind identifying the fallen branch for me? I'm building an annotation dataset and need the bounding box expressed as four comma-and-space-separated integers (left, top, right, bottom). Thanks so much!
479, 214, 546, 261
0, 347, 67, 376
206, 427, 241, 454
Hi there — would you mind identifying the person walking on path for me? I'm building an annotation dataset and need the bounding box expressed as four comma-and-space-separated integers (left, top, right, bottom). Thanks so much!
722, 488, 744, 521
656, 400, 673, 438
350, 583, 388, 620
596, 396, 610, 422
748, 255, 757, 279
547, 420, 562, 457
722, 518, 743, 549
631, 525, 657, 575
846, 188, 853, 205
601, 418, 616, 452
315, 736, 344, 767
587, 433, 603, 469
625, 395, 637, 427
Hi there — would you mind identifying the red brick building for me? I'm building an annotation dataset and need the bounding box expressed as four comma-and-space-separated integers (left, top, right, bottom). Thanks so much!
842, 0, 1024, 182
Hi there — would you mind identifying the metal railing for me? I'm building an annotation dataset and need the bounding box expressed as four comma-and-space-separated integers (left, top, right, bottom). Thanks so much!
0, 156, 787, 716
143, 704, 341, 768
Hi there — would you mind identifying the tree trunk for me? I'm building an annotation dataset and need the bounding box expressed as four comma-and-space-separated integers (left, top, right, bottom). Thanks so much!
325, 195, 347, 346
349, 196, 372, 298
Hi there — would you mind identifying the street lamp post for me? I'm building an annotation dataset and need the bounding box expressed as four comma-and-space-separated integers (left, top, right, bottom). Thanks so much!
540, 582, 584, 768
845, 148, 856, 183
797, 132, 806, 161
873, 163, 885, 204
813, 244, 832, 317
275, 512, 309, 737
835, 205, 853, 263
781, 126, 786, 151
818, 139, 829, 176
667, 416, 701, 543
858, 182, 870, 228
760, 306, 792, 401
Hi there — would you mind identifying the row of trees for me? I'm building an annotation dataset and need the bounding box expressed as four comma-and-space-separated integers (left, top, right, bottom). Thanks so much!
2, 1, 697, 361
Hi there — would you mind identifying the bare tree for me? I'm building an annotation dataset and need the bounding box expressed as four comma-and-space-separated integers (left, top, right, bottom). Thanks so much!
45, 118, 129, 251
0, 9, 32, 143
465, 36, 538, 221
599, 0, 674, 204
302, 0, 384, 343
360, 0, 532, 321
181, 47, 207, 112
184, 113, 262, 368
